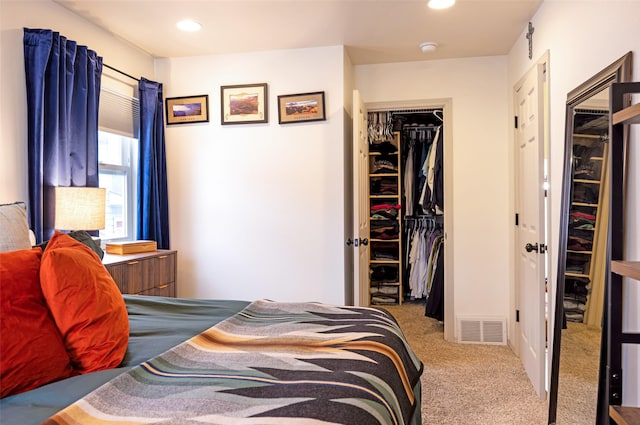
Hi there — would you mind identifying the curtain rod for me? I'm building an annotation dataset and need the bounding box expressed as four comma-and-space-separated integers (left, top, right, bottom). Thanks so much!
103, 63, 139, 82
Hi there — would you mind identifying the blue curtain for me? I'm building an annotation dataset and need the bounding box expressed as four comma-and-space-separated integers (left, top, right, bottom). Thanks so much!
137, 78, 170, 249
23, 28, 102, 243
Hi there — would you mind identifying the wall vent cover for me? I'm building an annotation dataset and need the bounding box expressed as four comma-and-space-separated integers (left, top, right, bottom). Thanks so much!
456, 316, 507, 345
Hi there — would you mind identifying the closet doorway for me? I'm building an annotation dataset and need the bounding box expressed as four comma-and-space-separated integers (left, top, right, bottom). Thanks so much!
362, 98, 454, 341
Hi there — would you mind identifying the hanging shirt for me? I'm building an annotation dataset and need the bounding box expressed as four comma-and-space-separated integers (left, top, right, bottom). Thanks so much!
404, 143, 415, 217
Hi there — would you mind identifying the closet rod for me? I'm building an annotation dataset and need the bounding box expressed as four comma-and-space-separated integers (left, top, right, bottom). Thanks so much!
392, 109, 443, 123
402, 124, 440, 130
404, 215, 443, 220
404, 215, 443, 224
103, 63, 140, 82
391, 109, 442, 114
404, 215, 442, 230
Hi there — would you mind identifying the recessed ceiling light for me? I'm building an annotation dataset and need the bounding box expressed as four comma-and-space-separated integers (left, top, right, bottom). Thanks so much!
176, 19, 202, 32
420, 42, 438, 53
428, 0, 456, 9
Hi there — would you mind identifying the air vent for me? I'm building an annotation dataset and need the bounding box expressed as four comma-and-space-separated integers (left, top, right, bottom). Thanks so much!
456, 316, 507, 345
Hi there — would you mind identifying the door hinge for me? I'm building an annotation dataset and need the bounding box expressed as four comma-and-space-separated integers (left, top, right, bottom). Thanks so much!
515, 213, 519, 226
514, 116, 518, 129
516, 309, 520, 323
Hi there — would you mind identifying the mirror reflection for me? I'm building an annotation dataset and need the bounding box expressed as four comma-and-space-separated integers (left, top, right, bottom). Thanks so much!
556, 90, 609, 424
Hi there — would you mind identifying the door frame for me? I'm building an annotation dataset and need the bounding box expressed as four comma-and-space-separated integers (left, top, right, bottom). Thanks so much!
511, 50, 550, 395
364, 98, 455, 342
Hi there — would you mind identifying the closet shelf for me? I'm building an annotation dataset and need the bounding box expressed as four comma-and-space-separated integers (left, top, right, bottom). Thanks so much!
567, 250, 594, 255
611, 261, 640, 280
368, 130, 403, 306
612, 102, 640, 125
572, 201, 598, 207
369, 151, 398, 156
574, 179, 601, 184
573, 133, 605, 139
566, 272, 590, 278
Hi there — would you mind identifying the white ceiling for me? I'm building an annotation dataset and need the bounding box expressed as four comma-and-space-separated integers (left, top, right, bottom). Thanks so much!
53, 0, 543, 65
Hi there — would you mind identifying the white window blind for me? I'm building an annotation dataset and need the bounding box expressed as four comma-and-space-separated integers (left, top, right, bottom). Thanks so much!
99, 87, 139, 137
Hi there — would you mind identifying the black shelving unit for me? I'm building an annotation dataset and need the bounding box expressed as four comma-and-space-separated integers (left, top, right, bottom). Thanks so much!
598, 81, 640, 425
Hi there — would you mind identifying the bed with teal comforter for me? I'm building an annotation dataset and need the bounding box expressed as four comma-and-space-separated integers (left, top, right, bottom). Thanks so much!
1, 296, 423, 425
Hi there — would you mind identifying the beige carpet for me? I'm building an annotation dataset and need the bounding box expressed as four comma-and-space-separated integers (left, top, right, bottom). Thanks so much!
385, 301, 552, 425
554, 321, 601, 424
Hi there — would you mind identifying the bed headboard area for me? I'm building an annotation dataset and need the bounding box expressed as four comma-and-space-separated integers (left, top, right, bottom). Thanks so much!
0, 202, 34, 252
0, 204, 129, 398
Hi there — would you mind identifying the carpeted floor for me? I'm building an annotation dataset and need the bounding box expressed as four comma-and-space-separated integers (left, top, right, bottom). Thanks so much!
554, 321, 601, 424
383, 301, 598, 425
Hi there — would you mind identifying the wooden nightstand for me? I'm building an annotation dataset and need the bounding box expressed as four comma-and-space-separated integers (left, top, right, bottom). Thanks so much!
103, 250, 177, 297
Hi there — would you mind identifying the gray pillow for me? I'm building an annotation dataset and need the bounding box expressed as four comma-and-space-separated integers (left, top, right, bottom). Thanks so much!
0, 202, 32, 252
38, 230, 104, 260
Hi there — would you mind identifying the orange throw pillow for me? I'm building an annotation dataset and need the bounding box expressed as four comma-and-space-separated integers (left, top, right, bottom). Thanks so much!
40, 232, 129, 373
0, 248, 76, 397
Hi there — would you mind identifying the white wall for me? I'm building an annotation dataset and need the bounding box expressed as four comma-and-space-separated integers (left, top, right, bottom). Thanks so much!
508, 0, 640, 406
0, 0, 155, 204
155, 46, 348, 304
354, 56, 512, 323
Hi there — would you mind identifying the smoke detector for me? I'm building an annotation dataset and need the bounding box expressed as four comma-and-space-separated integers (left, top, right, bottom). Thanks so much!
428, 0, 456, 9
420, 42, 438, 53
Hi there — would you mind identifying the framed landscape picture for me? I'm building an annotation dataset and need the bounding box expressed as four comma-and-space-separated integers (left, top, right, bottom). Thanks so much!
165, 95, 209, 125
277, 91, 326, 124
220, 83, 268, 125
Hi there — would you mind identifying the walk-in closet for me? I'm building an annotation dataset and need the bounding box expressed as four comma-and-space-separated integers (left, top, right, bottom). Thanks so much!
367, 108, 446, 322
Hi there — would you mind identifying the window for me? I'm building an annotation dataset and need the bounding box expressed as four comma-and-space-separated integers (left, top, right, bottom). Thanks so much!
98, 75, 139, 242
98, 131, 138, 241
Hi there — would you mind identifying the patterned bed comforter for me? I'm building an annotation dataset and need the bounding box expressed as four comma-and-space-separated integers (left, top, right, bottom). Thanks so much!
43, 300, 423, 425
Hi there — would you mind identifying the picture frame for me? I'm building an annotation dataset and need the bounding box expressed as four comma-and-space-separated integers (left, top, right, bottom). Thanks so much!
165, 95, 209, 125
277, 91, 326, 124
220, 83, 268, 125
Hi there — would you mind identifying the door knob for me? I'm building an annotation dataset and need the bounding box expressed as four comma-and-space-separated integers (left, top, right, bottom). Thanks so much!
346, 238, 368, 247
525, 243, 539, 253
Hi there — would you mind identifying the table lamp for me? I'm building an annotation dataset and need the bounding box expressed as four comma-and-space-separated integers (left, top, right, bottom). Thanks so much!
54, 186, 106, 244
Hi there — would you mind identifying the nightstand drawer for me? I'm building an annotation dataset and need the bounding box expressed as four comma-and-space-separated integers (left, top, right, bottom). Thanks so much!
103, 250, 177, 297
153, 253, 175, 286
137, 282, 176, 297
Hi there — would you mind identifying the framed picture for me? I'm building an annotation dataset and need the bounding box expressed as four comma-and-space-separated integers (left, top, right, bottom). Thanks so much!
220, 83, 268, 125
165, 95, 209, 125
277, 91, 326, 124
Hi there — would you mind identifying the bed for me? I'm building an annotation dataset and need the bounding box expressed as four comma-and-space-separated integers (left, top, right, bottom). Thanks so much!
0, 203, 423, 425
2, 295, 423, 425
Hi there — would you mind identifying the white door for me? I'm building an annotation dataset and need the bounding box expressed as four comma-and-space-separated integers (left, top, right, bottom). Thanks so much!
515, 62, 546, 398
353, 90, 370, 307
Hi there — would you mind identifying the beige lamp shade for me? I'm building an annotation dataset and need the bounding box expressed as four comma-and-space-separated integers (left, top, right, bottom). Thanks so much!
54, 186, 106, 231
